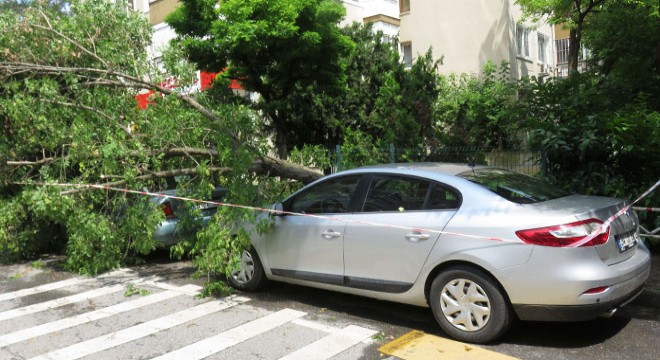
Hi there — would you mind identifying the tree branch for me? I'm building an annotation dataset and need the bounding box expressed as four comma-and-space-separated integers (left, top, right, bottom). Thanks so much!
1, 62, 324, 184
58, 166, 233, 195
31, 12, 110, 68
7, 147, 323, 184
41, 99, 135, 138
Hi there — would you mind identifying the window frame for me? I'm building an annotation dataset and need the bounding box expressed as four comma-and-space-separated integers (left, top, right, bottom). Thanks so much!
537, 33, 549, 64
401, 42, 413, 68
285, 175, 362, 214
358, 174, 462, 213
516, 24, 531, 59
400, 0, 411, 13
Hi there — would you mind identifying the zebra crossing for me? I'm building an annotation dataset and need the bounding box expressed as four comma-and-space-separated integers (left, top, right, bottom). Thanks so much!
0, 269, 379, 360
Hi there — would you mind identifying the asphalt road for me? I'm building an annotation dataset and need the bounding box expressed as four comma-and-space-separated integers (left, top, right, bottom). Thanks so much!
1, 252, 659, 360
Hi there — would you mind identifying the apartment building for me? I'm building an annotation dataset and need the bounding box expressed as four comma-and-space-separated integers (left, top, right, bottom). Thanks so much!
398, 0, 555, 79
342, 0, 400, 43
131, 0, 400, 67
553, 24, 590, 77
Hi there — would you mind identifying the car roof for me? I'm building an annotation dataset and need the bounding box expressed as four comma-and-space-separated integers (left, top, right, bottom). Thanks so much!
343, 162, 494, 176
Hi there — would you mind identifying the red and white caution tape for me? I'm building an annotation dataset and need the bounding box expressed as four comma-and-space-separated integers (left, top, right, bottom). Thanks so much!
570, 179, 660, 248
28, 179, 660, 248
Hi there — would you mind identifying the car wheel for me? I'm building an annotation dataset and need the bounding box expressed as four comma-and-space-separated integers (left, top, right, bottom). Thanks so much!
429, 266, 512, 343
228, 247, 269, 291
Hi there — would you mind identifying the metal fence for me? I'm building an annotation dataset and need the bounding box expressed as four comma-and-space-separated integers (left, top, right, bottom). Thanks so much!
634, 207, 660, 240
333, 145, 546, 176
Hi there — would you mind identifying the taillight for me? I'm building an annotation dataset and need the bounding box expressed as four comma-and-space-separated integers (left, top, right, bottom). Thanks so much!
516, 219, 609, 247
162, 201, 176, 219
583, 286, 609, 295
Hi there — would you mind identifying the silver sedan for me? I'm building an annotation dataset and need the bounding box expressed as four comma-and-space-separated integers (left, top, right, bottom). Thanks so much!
228, 163, 651, 343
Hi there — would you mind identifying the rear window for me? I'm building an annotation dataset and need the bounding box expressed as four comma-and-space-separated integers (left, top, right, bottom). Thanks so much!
457, 168, 570, 204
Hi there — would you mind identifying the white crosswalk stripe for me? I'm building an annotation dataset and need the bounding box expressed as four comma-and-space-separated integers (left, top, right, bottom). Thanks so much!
152, 308, 307, 360
0, 284, 200, 348
29, 296, 250, 360
0, 284, 124, 322
278, 325, 378, 360
1, 271, 379, 359
0, 278, 85, 302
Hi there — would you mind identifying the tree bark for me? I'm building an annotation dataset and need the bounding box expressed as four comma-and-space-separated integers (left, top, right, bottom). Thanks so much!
568, 27, 581, 74
7, 149, 323, 185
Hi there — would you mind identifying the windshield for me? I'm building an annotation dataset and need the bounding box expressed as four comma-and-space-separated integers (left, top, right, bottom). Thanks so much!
458, 168, 570, 204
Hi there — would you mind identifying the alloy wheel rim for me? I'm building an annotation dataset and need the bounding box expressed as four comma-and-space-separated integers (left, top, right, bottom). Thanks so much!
231, 250, 255, 284
440, 278, 491, 332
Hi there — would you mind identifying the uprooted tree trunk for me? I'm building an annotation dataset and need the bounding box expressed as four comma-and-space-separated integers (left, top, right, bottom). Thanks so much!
0, 1, 325, 277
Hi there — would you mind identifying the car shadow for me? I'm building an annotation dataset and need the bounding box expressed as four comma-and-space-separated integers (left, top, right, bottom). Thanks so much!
492, 317, 631, 348
244, 281, 439, 332
132, 253, 654, 348
244, 281, 640, 349
132, 250, 205, 287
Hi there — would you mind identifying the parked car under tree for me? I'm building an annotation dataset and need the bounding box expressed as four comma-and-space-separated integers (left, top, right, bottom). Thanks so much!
227, 163, 651, 343
151, 187, 228, 247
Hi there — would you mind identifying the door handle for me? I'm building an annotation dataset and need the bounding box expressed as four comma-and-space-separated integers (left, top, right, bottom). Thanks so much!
405, 232, 430, 242
321, 230, 341, 239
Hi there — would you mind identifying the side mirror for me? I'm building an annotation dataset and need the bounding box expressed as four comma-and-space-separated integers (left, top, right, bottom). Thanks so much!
272, 202, 286, 217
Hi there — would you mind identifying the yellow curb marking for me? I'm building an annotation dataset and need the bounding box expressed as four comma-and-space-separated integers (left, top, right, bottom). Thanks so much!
379, 330, 520, 360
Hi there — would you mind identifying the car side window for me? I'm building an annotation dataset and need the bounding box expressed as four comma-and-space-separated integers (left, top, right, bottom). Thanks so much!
426, 183, 461, 210
362, 175, 460, 212
289, 175, 360, 214
363, 176, 429, 212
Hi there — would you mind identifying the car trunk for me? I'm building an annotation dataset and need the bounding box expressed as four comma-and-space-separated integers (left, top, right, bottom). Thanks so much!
534, 195, 640, 265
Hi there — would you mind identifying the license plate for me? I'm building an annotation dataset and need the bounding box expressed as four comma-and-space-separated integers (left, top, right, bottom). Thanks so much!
197, 203, 215, 210
615, 232, 638, 252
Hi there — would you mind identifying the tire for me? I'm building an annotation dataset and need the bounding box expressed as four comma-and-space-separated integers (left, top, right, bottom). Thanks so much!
228, 246, 269, 291
429, 265, 512, 343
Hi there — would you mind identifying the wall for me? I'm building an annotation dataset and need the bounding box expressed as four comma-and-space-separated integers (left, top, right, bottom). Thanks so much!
399, 0, 554, 78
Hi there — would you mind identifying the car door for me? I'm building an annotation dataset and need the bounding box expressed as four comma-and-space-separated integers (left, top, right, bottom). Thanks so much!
343, 174, 460, 293
265, 175, 361, 286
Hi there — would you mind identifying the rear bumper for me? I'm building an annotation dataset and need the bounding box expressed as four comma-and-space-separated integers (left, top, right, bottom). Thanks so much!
496, 241, 651, 322
154, 215, 215, 247
513, 283, 646, 321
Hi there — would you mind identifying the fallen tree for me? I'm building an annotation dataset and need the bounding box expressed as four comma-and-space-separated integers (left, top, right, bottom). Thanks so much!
0, 0, 321, 279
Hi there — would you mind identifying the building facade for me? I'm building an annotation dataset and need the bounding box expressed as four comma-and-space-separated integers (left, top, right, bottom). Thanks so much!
131, 0, 400, 67
398, 0, 555, 78
342, 0, 400, 43
553, 24, 591, 77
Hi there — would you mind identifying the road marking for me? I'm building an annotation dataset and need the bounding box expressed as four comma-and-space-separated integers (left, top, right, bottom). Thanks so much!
379, 330, 520, 360
152, 308, 307, 360
278, 324, 378, 360
291, 318, 340, 334
0, 284, 200, 348
290, 319, 375, 345
29, 296, 250, 360
0, 278, 85, 302
0, 268, 151, 304
0, 284, 123, 322
141, 281, 202, 295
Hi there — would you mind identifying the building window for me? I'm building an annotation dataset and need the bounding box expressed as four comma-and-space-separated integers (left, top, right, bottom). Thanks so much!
537, 33, 549, 64
555, 38, 569, 64
555, 38, 591, 65
516, 24, 531, 58
401, 42, 413, 68
400, 0, 410, 13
